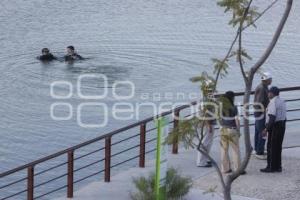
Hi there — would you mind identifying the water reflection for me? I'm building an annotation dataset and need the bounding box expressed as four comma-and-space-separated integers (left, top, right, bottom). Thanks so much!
65, 63, 129, 83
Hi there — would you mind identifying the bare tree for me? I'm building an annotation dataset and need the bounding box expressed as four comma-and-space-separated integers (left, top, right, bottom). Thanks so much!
168, 0, 293, 199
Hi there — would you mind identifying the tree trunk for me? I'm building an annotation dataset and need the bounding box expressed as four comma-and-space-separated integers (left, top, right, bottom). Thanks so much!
243, 81, 253, 153
223, 185, 232, 200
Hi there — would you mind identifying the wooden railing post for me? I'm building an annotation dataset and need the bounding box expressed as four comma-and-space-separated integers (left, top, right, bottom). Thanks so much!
67, 150, 74, 198
139, 123, 146, 168
172, 110, 180, 154
27, 166, 34, 200
104, 136, 112, 182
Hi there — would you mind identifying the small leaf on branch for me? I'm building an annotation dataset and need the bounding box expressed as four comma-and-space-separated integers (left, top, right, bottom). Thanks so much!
212, 58, 229, 78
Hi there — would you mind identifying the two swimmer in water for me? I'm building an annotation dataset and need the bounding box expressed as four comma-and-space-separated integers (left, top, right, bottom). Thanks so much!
37, 46, 84, 62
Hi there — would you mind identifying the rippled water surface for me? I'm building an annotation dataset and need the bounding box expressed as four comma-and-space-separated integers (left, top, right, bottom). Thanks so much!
0, 0, 299, 174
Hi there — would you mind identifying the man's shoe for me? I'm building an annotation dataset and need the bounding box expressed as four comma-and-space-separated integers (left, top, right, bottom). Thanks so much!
260, 168, 275, 173
240, 170, 247, 175
197, 163, 212, 168
255, 154, 267, 160
274, 168, 282, 172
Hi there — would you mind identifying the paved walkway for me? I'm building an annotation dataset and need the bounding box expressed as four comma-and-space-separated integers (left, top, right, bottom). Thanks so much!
194, 148, 300, 200
55, 149, 260, 200
55, 128, 300, 200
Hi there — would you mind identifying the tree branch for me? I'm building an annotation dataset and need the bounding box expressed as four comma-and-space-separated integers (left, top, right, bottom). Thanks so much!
238, 30, 248, 81
251, 0, 293, 74
242, 0, 280, 31
238, 0, 254, 82
213, 0, 278, 90
197, 146, 226, 190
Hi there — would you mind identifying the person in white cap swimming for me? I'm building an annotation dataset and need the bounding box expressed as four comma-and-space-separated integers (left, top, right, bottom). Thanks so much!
253, 72, 272, 159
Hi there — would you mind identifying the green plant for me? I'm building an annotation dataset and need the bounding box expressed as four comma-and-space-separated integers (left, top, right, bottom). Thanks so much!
130, 168, 192, 200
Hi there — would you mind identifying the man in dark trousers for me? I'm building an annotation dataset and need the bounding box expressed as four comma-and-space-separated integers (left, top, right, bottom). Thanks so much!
260, 86, 287, 173
253, 72, 272, 159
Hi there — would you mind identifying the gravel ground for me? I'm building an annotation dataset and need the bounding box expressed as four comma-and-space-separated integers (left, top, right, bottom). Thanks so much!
193, 154, 300, 200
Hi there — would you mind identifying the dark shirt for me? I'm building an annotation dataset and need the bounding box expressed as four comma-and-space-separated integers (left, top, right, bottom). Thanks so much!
220, 105, 238, 128
254, 83, 269, 117
64, 53, 83, 61
203, 102, 217, 125
37, 54, 56, 61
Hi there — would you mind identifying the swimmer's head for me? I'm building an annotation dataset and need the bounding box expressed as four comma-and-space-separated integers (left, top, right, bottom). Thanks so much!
67, 46, 75, 55
42, 48, 50, 55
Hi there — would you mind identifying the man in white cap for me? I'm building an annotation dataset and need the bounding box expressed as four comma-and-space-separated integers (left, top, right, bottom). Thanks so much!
253, 72, 272, 159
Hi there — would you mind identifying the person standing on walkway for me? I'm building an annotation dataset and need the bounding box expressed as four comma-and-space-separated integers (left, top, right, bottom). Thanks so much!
253, 72, 272, 159
196, 119, 215, 167
197, 89, 216, 168
261, 86, 287, 173
220, 91, 245, 174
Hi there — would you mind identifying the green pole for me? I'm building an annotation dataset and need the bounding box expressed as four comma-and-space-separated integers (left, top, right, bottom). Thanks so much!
155, 117, 167, 200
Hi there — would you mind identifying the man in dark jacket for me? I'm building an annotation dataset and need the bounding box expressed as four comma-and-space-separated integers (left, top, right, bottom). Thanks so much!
260, 86, 286, 173
37, 48, 57, 61
253, 72, 272, 159
64, 46, 84, 62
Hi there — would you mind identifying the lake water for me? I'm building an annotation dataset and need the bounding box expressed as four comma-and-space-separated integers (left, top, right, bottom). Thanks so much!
0, 0, 299, 197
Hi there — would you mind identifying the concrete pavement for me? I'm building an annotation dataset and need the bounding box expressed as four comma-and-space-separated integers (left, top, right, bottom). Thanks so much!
55, 127, 300, 200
